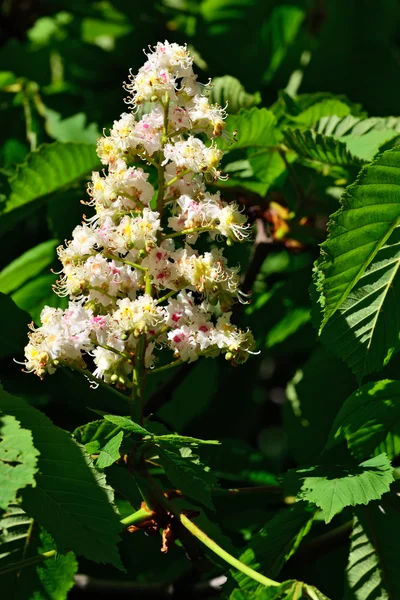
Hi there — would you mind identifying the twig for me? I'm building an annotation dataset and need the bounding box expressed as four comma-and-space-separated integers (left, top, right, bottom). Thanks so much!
73, 574, 226, 597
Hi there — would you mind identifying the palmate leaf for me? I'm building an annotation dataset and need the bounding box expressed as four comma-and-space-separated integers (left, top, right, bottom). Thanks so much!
209, 76, 261, 114
286, 454, 394, 524
157, 444, 217, 511
326, 380, 400, 459
315, 147, 400, 379
282, 129, 362, 169
315, 114, 400, 161
217, 107, 277, 151
0, 387, 122, 568
233, 503, 315, 591
0, 142, 98, 234
290, 99, 351, 128
345, 494, 400, 600
0, 414, 40, 509
0, 240, 58, 295
0, 506, 78, 600
229, 581, 330, 600
96, 431, 124, 469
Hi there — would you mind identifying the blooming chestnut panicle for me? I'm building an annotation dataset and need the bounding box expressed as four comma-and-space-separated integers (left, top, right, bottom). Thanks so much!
22, 41, 256, 389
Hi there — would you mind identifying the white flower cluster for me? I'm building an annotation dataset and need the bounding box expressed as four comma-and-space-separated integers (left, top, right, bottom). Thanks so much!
23, 41, 255, 388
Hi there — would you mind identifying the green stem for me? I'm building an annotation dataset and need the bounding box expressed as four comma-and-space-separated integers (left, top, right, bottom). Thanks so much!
164, 226, 217, 239
97, 343, 132, 360
165, 169, 192, 188
103, 253, 148, 272
156, 286, 185, 305
0, 550, 57, 577
120, 506, 154, 527
155, 92, 170, 216
145, 272, 153, 296
148, 359, 183, 375
180, 514, 280, 588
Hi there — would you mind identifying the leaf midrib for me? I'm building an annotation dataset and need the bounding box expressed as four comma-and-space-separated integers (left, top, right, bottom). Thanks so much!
321, 214, 400, 330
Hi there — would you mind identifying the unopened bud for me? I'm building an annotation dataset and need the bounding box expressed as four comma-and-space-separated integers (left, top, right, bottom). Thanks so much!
150, 95, 158, 102
226, 237, 234, 246
110, 373, 118, 383
121, 332, 129, 341
225, 352, 233, 361
138, 249, 147, 259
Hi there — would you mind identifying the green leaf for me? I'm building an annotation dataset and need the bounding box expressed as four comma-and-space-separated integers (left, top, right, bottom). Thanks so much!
233, 503, 315, 591
0, 507, 78, 600
314, 114, 400, 161
292, 99, 351, 128
102, 414, 151, 437
265, 307, 310, 348
154, 434, 220, 446
209, 76, 261, 114
97, 431, 124, 469
283, 129, 362, 169
315, 147, 400, 378
0, 240, 58, 295
0, 387, 122, 567
316, 114, 400, 138
230, 581, 330, 599
326, 380, 400, 459
1, 142, 98, 234
345, 498, 400, 599
262, 5, 305, 83
0, 414, 40, 509
157, 444, 217, 511
289, 454, 394, 523
11, 273, 67, 324
218, 107, 277, 151
45, 110, 100, 144
340, 130, 398, 162
73, 419, 120, 454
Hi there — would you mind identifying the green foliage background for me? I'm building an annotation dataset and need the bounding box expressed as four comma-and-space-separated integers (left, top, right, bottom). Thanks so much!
2, 1, 400, 598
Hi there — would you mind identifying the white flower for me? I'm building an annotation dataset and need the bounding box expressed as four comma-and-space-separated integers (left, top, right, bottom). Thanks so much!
163, 136, 223, 179
116, 209, 161, 251
113, 296, 163, 334
188, 95, 226, 137
23, 39, 255, 385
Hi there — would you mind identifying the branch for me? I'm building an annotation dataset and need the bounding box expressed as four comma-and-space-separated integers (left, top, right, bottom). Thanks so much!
73, 574, 226, 597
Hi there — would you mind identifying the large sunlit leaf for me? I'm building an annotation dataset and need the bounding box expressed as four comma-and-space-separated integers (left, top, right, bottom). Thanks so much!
283, 129, 362, 168
0, 387, 122, 567
315, 147, 400, 379
218, 107, 277, 151
1, 142, 98, 234
345, 496, 400, 600
209, 76, 261, 114
0, 240, 58, 295
286, 454, 394, 523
